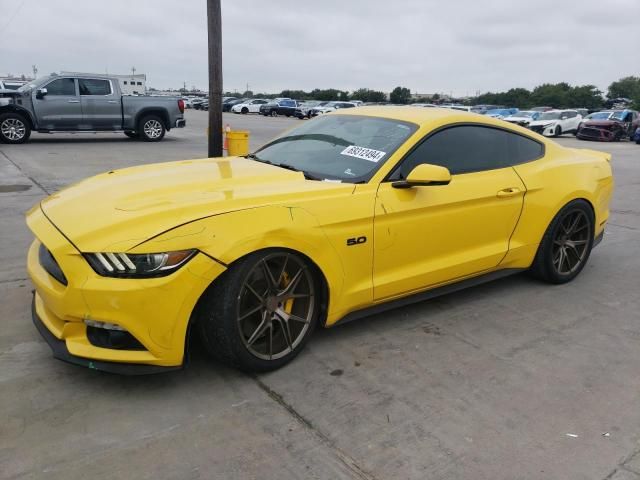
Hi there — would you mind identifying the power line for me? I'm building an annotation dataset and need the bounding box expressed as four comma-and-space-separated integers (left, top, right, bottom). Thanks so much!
0, 0, 26, 39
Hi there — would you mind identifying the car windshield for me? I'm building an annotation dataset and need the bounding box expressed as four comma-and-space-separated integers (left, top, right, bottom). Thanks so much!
253, 114, 418, 183
587, 111, 613, 120
538, 112, 561, 120
516, 111, 536, 118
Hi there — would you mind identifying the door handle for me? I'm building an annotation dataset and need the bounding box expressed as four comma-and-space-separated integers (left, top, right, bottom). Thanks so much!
496, 187, 522, 198
67, 100, 80, 103
107, 100, 118, 103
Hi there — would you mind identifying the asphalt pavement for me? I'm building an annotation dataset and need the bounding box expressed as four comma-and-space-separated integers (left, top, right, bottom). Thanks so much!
1, 110, 640, 480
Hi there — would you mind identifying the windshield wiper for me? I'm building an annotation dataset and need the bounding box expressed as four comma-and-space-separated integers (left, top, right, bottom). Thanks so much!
246, 153, 271, 163
277, 163, 321, 181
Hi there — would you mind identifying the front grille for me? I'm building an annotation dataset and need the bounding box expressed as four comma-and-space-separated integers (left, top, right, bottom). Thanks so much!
530, 125, 545, 134
579, 127, 605, 139
39, 243, 68, 286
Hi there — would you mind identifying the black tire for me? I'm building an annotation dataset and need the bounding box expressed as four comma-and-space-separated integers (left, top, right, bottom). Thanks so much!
270, 110, 278, 117
197, 249, 320, 372
554, 125, 562, 137
124, 131, 138, 139
636, 139, 640, 145
241, 107, 249, 114
0, 112, 31, 144
529, 199, 595, 284
138, 115, 166, 142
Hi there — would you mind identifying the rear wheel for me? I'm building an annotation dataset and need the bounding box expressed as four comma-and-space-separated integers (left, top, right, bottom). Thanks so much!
138, 115, 165, 142
529, 200, 594, 284
198, 250, 320, 372
0, 113, 31, 144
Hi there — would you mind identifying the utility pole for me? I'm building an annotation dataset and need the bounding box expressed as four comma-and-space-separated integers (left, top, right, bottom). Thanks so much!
207, 0, 223, 157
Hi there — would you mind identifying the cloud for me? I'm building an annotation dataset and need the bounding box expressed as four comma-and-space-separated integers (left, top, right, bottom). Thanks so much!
0, 0, 638, 95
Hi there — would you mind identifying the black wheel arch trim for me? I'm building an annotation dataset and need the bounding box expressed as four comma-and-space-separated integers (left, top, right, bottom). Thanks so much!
0, 105, 36, 129
134, 108, 171, 131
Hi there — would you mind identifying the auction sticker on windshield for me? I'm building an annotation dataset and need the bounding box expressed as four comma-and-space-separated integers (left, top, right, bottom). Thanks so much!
340, 145, 386, 163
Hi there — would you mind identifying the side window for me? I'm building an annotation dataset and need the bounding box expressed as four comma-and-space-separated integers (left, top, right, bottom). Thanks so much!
79, 79, 111, 96
45, 78, 76, 96
391, 125, 543, 179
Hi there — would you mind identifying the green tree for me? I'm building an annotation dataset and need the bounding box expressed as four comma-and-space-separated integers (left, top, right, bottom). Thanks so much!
350, 88, 386, 103
242, 90, 254, 98
390, 86, 411, 104
607, 76, 640, 100
566, 85, 603, 109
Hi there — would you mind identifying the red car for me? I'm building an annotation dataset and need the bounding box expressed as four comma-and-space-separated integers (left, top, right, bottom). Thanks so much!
576, 110, 639, 141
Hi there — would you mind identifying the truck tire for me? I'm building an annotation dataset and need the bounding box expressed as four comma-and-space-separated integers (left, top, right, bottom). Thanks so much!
138, 115, 166, 142
0, 112, 31, 144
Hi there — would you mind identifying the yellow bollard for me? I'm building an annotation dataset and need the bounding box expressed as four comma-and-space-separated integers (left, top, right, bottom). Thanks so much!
226, 130, 250, 156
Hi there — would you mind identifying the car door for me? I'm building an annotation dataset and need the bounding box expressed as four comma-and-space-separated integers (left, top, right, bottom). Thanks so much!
373, 125, 531, 301
78, 78, 121, 130
32, 77, 82, 130
250, 100, 267, 113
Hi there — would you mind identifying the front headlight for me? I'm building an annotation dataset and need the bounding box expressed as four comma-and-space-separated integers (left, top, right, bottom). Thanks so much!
84, 250, 197, 278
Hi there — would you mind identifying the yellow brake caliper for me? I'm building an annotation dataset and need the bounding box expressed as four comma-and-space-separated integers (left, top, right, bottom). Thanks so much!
281, 271, 294, 314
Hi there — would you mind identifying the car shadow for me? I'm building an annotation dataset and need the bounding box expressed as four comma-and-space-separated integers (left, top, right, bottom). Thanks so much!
26, 136, 181, 144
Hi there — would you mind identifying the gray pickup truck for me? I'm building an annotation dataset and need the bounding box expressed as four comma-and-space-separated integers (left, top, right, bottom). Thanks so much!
0, 73, 185, 144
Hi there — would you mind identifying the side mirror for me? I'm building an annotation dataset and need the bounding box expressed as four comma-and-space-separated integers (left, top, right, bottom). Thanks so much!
392, 164, 452, 189
36, 88, 48, 99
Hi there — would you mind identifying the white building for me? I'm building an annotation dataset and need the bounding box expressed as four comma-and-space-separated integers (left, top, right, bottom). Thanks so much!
60, 72, 147, 95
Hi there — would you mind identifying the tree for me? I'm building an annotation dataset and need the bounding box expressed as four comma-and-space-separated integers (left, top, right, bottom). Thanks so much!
390, 86, 411, 104
607, 76, 640, 100
350, 88, 386, 103
242, 90, 253, 98
566, 85, 603, 109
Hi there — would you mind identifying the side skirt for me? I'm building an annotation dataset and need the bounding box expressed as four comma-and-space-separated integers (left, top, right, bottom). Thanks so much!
333, 268, 526, 327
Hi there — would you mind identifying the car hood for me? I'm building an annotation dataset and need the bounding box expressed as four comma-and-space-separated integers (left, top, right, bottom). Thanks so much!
582, 120, 621, 127
39, 157, 352, 253
529, 120, 557, 127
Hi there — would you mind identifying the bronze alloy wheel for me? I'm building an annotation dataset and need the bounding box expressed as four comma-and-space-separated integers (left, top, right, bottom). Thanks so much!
552, 209, 591, 275
236, 253, 315, 360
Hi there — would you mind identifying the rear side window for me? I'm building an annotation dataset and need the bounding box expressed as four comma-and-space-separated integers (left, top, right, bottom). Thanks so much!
45, 78, 75, 96
79, 79, 111, 96
391, 125, 543, 179
281, 100, 295, 107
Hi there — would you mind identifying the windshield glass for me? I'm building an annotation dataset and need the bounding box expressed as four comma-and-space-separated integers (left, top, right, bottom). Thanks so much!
538, 112, 561, 120
587, 111, 613, 120
254, 114, 418, 183
516, 111, 536, 118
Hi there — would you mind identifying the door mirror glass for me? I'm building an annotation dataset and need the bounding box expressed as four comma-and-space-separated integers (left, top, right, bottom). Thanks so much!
392, 163, 452, 189
36, 87, 48, 99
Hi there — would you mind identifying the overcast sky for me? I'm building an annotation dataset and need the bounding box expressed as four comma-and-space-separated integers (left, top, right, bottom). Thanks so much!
1, 0, 638, 96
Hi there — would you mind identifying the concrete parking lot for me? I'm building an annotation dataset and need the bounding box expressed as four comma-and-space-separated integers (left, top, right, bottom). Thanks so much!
1, 110, 639, 480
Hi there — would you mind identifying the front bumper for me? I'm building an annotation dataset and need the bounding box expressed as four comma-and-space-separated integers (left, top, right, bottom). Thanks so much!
31, 294, 180, 375
577, 127, 616, 142
175, 118, 186, 128
529, 124, 556, 137
26, 206, 226, 373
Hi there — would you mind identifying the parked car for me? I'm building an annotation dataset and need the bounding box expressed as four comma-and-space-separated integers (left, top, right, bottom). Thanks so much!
503, 110, 541, 127
576, 110, 639, 142
485, 108, 519, 119
410, 103, 438, 108
634, 127, 640, 144
470, 105, 502, 114
25, 107, 613, 373
0, 73, 185, 144
223, 98, 248, 112
231, 99, 269, 114
531, 106, 554, 112
528, 109, 582, 137
260, 99, 299, 117
294, 101, 327, 119
309, 101, 356, 117
191, 98, 206, 110
442, 105, 473, 112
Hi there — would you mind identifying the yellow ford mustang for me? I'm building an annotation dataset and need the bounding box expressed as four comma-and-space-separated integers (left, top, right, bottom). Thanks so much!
26, 107, 613, 374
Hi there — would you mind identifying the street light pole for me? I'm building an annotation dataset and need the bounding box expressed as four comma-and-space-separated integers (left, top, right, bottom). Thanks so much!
207, 0, 223, 157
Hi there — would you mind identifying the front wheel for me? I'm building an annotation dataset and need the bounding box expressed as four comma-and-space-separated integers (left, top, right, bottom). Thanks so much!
0, 113, 31, 144
197, 250, 320, 372
241, 107, 249, 114
138, 115, 166, 142
270, 110, 278, 117
554, 125, 562, 137
529, 200, 595, 284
